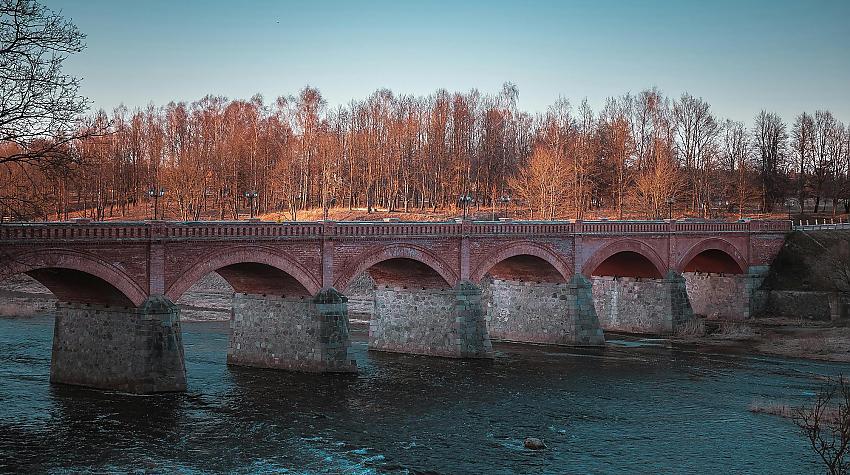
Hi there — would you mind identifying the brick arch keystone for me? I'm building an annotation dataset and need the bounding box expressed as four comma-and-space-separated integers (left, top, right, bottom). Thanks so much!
165, 245, 321, 301
675, 237, 748, 274
582, 238, 667, 278
0, 248, 148, 307
470, 241, 573, 284
334, 243, 459, 291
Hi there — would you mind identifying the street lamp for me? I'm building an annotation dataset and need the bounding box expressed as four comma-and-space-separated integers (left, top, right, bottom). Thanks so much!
290, 193, 302, 222
323, 197, 336, 221
244, 191, 258, 219
459, 193, 473, 220
785, 198, 795, 220
148, 188, 165, 220
666, 196, 675, 220
498, 194, 512, 219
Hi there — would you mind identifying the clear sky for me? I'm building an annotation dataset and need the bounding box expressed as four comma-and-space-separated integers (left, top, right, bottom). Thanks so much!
46, 0, 850, 124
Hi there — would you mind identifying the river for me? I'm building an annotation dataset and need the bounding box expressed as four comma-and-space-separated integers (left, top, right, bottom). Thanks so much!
0, 314, 845, 474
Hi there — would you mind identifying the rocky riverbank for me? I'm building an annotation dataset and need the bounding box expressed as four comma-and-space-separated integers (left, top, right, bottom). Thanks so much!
672, 317, 850, 363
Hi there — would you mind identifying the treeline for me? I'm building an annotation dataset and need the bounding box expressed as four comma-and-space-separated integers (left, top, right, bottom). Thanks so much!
2, 83, 849, 221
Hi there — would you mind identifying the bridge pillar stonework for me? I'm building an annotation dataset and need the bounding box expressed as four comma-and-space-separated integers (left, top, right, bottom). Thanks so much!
50, 296, 187, 393
228, 289, 356, 373
591, 272, 693, 335
369, 281, 493, 358
483, 274, 604, 346
683, 270, 766, 320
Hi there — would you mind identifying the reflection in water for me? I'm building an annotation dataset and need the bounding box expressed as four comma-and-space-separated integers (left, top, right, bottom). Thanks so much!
0, 315, 847, 473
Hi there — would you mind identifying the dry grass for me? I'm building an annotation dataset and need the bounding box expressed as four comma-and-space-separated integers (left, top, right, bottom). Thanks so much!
758, 328, 850, 362
675, 319, 755, 341
715, 322, 756, 340
675, 318, 707, 338
749, 399, 796, 419
754, 316, 827, 328
750, 398, 849, 425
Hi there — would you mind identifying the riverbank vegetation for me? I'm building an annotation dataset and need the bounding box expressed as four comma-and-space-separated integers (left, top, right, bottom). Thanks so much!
674, 316, 850, 362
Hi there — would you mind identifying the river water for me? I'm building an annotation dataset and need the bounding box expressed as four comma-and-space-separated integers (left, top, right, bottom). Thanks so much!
0, 315, 845, 474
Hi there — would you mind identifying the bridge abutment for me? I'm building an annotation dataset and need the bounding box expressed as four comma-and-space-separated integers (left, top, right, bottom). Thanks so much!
592, 271, 694, 334
483, 274, 604, 346
228, 290, 356, 373
50, 296, 187, 393
369, 281, 493, 358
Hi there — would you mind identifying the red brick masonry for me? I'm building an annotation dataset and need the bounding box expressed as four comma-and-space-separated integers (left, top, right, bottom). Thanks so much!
0, 219, 790, 307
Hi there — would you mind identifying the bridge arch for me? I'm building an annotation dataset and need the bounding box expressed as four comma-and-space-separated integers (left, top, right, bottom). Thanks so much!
334, 243, 459, 291
0, 248, 147, 307
165, 245, 321, 301
583, 239, 667, 278
677, 238, 747, 274
470, 242, 571, 283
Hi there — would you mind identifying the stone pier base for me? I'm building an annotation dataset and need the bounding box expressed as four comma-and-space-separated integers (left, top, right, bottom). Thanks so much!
484, 274, 604, 346
370, 281, 493, 358
592, 271, 694, 334
228, 289, 356, 373
50, 296, 187, 393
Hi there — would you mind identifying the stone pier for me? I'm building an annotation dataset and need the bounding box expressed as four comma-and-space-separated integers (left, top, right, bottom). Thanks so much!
483, 274, 604, 346
370, 281, 493, 358
50, 296, 186, 393
228, 289, 356, 373
683, 272, 763, 320
592, 272, 693, 334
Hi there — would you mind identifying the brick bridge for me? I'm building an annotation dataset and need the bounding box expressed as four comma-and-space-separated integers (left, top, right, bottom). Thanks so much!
0, 219, 790, 393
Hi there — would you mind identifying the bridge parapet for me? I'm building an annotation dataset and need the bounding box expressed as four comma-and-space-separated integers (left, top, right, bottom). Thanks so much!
0, 219, 791, 243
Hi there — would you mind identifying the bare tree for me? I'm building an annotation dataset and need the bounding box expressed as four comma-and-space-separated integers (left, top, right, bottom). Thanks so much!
792, 112, 814, 213
753, 111, 788, 212
509, 144, 568, 220
794, 376, 850, 475
0, 0, 92, 166
673, 93, 720, 216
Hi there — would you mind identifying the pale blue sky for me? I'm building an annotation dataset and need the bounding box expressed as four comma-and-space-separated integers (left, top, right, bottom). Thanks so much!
47, 0, 850, 123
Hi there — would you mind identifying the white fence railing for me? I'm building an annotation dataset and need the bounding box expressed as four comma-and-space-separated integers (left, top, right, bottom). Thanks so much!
793, 218, 850, 231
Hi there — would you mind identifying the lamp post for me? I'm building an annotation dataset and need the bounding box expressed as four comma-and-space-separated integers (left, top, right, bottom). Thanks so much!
498, 194, 511, 219
244, 191, 258, 219
290, 193, 302, 222
666, 196, 675, 220
323, 197, 336, 221
459, 193, 473, 220
148, 188, 165, 220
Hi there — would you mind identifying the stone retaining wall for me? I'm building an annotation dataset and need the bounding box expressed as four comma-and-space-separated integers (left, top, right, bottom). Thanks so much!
758, 290, 850, 321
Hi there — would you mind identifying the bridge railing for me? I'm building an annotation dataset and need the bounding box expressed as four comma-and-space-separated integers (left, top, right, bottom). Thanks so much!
793, 218, 850, 231
469, 221, 575, 235
0, 218, 792, 242
333, 221, 462, 237
165, 221, 324, 239
0, 221, 152, 241
580, 220, 668, 234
